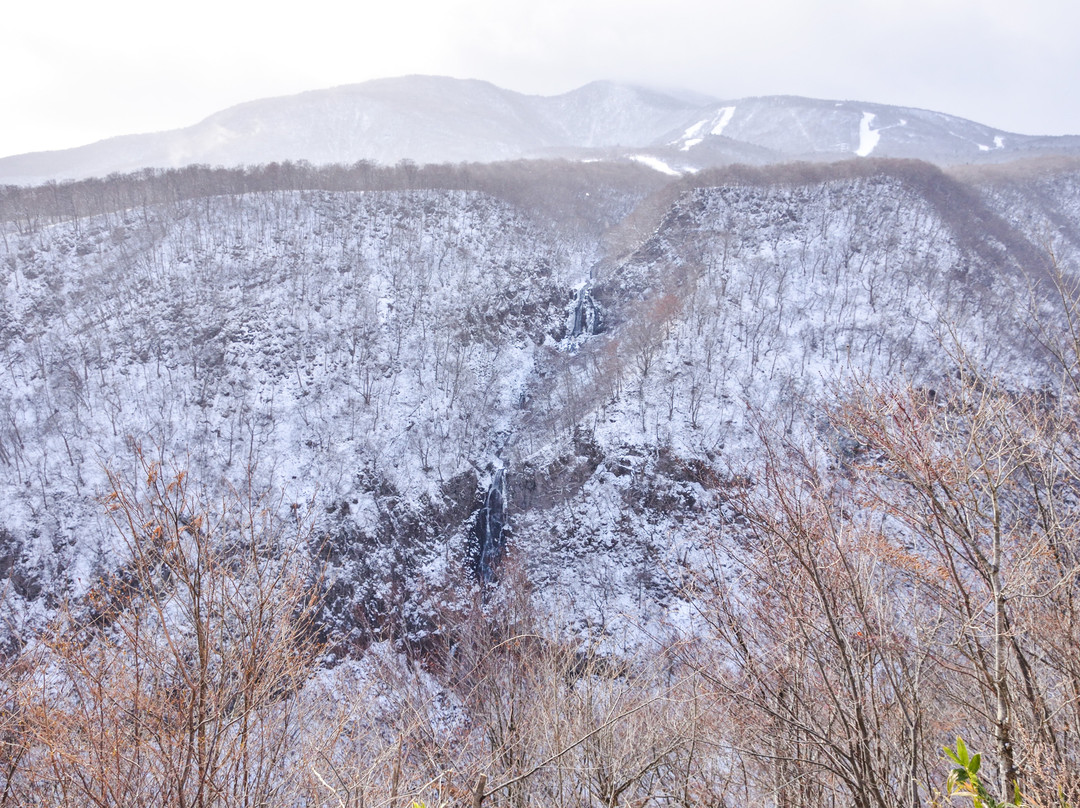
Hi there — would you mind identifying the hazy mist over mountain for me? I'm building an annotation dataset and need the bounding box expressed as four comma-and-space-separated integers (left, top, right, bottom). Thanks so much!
3, 76, 1079, 186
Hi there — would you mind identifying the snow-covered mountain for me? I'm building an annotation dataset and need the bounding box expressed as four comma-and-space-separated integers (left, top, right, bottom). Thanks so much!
8, 70, 1080, 806
2, 76, 1079, 185
2, 155, 1078, 643
656, 95, 1080, 164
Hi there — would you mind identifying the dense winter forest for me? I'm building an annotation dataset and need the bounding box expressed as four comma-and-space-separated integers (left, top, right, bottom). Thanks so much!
2, 155, 1080, 807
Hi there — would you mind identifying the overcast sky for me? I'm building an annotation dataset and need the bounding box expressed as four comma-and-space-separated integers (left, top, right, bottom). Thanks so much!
3, 0, 1078, 159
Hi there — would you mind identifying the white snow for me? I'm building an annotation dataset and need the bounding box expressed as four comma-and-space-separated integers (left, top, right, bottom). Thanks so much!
710, 106, 736, 137
2, 156, 1071, 658
630, 154, 681, 175
674, 120, 706, 151
674, 107, 736, 151
994, 135, 1005, 149
855, 111, 880, 157
681, 120, 707, 140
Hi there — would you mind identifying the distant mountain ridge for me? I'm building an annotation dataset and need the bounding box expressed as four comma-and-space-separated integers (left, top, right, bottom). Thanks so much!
3, 75, 1080, 185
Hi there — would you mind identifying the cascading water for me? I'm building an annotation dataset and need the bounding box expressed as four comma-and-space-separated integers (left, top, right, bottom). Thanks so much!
475, 468, 508, 583
570, 285, 602, 338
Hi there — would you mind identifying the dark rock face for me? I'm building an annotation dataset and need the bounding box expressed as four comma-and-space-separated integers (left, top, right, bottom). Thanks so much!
473, 468, 509, 584
570, 286, 603, 337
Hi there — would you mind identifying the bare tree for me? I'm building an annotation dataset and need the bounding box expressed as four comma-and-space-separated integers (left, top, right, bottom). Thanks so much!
6, 449, 324, 807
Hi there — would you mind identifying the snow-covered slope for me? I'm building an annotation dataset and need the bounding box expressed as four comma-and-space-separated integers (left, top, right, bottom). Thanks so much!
0, 158, 1071, 645
963, 160, 1080, 271
662, 96, 1080, 164
3, 77, 1079, 185
0, 187, 589, 635
0, 78, 708, 186
505, 162, 1059, 635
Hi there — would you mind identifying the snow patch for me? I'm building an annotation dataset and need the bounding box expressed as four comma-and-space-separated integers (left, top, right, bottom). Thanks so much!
681, 120, 707, 140
673, 107, 736, 151
710, 106, 736, 137
630, 154, 681, 176
855, 112, 880, 157
994, 135, 1005, 149
675, 120, 706, 150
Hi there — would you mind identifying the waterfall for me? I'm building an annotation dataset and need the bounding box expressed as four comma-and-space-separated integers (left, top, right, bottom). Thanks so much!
570, 286, 602, 338
475, 468, 508, 583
